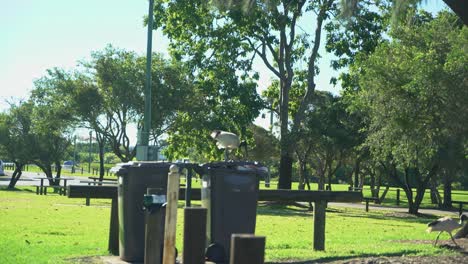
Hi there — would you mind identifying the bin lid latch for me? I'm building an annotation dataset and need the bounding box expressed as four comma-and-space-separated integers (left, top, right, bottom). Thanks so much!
142, 194, 167, 213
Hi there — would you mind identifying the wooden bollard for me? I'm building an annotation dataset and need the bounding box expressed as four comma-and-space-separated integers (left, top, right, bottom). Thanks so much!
313, 201, 326, 251
183, 207, 207, 264
162, 165, 180, 264
145, 188, 166, 264
109, 197, 119, 255
229, 234, 265, 264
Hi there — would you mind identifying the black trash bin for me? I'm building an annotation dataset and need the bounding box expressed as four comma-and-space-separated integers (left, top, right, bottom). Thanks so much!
201, 161, 268, 262
112, 161, 172, 262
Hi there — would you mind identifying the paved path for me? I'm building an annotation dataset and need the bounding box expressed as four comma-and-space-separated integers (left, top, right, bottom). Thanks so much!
328, 202, 459, 217
0, 170, 89, 186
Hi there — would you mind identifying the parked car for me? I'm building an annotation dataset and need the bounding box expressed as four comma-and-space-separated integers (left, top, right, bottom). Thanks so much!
62, 160, 77, 171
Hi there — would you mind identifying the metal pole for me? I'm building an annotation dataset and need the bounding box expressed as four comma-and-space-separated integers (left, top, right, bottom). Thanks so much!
143, 0, 154, 147
72, 136, 76, 173
137, 0, 154, 161
88, 130, 92, 173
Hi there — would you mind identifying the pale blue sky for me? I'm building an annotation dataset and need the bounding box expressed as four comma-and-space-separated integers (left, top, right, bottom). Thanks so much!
0, 0, 448, 127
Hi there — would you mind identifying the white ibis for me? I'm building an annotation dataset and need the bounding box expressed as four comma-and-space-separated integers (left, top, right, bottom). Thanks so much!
210, 130, 247, 160
210, 130, 240, 150
426, 214, 468, 246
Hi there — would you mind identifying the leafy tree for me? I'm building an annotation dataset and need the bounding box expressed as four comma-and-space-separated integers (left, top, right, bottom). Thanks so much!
155, 0, 353, 188
0, 103, 34, 188
351, 11, 467, 214
30, 72, 76, 185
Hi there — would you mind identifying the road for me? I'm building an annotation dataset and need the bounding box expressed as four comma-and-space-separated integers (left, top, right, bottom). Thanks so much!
0, 170, 89, 186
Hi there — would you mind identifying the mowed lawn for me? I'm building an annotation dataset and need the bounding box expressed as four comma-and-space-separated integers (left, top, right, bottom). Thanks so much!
0, 186, 464, 264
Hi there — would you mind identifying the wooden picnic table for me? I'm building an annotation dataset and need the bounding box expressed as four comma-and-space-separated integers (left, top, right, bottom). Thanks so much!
88, 176, 117, 182
68, 185, 362, 255
33, 177, 72, 195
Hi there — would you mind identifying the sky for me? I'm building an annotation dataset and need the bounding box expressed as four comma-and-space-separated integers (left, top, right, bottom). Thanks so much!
0, 0, 449, 140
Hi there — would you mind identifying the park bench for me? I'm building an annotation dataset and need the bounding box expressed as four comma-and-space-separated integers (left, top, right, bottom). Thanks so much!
34, 177, 71, 196
452, 200, 468, 215
88, 176, 118, 183
79, 180, 117, 205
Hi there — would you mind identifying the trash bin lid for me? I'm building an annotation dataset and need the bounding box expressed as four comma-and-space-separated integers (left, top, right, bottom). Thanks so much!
110, 161, 173, 176
200, 161, 269, 177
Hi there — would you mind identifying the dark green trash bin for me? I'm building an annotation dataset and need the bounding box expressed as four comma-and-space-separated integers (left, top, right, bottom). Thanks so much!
201, 161, 268, 262
112, 161, 171, 262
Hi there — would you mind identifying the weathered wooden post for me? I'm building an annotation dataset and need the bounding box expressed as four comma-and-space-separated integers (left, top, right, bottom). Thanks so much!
313, 200, 326, 251
185, 168, 193, 207
162, 165, 180, 264
144, 188, 166, 264
183, 207, 207, 264
229, 234, 265, 264
109, 197, 119, 255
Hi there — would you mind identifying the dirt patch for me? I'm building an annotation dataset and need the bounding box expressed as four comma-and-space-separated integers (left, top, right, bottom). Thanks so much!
383, 212, 420, 218
65, 256, 104, 264
322, 255, 468, 264
270, 239, 468, 264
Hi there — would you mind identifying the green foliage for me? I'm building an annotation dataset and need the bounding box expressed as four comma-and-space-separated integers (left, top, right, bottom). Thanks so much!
347, 10, 467, 211
356, 11, 466, 168
154, 0, 345, 187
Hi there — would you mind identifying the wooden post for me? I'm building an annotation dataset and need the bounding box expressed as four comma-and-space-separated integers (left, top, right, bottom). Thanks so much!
365, 199, 370, 212
183, 207, 207, 264
162, 165, 180, 264
229, 234, 265, 264
145, 188, 166, 264
313, 201, 326, 251
185, 168, 192, 207
396, 189, 400, 206
109, 197, 119, 255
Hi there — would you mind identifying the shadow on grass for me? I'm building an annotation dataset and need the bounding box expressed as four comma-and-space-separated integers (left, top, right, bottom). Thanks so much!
257, 202, 445, 225
0, 186, 35, 193
266, 250, 423, 263
258, 202, 313, 217
335, 209, 441, 224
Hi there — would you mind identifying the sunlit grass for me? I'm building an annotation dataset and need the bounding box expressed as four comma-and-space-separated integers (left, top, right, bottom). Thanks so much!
0, 186, 463, 263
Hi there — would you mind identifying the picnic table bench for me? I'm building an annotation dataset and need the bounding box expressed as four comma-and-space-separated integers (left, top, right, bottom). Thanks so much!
79, 180, 117, 205
453, 200, 468, 215
88, 176, 118, 183
33, 177, 71, 196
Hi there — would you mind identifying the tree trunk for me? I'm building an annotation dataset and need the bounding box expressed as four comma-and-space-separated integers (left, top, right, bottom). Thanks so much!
370, 169, 377, 197
377, 186, 390, 204
429, 179, 443, 208
97, 132, 105, 180
7, 163, 23, 189
298, 160, 305, 190
354, 159, 360, 189
278, 150, 293, 189
443, 171, 453, 208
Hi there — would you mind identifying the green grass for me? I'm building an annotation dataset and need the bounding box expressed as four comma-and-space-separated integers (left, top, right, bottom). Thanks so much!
5, 163, 117, 179
0, 186, 463, 264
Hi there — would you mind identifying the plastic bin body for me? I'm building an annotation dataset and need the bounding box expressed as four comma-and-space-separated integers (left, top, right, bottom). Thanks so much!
113, 162, 171, 262
201, 162, 261, 259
